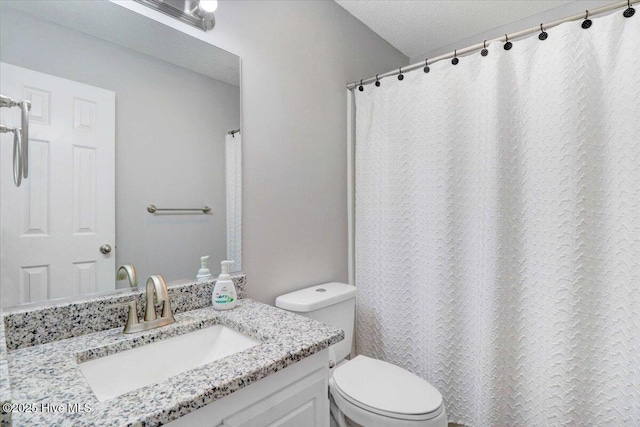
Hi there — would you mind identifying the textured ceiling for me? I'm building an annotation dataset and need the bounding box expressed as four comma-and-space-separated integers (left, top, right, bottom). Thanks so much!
335, 0, 573, 58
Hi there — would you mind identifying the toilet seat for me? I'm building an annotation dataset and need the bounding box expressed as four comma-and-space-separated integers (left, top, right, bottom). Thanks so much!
331, 379, 444, 421
330, 356, 445, 426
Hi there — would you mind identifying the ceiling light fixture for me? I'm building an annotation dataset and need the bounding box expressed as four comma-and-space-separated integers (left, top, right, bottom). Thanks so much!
133, 0, 218, 32
197, 0, 218, 13
193, 0, 217, 30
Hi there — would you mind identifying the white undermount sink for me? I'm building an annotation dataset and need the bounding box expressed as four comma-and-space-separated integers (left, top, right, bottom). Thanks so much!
78, 325, 260, 401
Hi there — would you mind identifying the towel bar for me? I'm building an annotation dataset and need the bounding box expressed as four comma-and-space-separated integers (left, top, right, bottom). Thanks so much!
147, 204, 211, 214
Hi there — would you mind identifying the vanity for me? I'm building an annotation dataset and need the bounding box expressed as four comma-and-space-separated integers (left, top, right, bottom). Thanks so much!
1, 276, 343, 426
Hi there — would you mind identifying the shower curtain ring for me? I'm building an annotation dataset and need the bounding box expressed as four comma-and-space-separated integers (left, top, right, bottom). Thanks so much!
481, 40, 489, 56
452, 50, 459, 65
504, 34, 513, 50
623, 0, 635, 17
582, 10, 593, 28
398, 67, 404, 80
539, 23, 548, 40
375, 74, 381, 87
423, 59, 430, 73
358, 79, 364, 92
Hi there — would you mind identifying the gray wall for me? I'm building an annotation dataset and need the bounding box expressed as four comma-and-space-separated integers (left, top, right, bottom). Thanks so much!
1, 9, 240, 283
207, 1, 408, 303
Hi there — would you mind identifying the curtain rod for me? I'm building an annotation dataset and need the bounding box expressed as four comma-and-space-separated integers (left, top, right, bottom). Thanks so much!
347, 0, 637, 89
228, 128, 240, 136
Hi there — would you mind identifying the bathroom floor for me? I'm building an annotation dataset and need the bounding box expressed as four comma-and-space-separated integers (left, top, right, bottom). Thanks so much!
330, 415, 464, 427
329, 414, 466, 427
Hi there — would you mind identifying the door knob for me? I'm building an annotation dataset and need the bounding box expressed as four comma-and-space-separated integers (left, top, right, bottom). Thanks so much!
100, 244, 112, 254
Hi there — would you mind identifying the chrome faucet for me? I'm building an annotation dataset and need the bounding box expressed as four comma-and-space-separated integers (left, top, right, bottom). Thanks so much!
116, 265, 138, 288
144, 275, 172, 321
110, 275, 175, 334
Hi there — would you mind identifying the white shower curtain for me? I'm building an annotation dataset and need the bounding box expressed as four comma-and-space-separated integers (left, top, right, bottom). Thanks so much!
355, 11, 639, 426
226, 132, 242, 271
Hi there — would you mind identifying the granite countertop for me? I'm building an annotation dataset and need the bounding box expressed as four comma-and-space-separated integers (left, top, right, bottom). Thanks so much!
4, 299, 344, 427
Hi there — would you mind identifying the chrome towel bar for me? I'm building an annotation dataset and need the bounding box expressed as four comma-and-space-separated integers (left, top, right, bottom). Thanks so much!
147, 204, 211, 214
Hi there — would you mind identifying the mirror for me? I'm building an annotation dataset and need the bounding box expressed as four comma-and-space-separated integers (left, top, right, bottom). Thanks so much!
0, 1, 241, 309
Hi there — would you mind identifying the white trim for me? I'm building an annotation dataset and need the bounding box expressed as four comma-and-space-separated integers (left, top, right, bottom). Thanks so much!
347, 89, 356, 287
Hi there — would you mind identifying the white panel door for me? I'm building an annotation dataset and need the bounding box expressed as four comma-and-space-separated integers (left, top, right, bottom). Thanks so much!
1, 62, 115, 308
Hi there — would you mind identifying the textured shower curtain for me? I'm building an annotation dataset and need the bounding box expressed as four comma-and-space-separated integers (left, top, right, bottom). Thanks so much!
354, 11, 640, 426
226, 133, 242, 271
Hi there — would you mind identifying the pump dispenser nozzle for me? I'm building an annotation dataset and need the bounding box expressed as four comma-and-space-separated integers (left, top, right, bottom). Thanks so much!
196, 255, 212, 280
220, 260, 234, 275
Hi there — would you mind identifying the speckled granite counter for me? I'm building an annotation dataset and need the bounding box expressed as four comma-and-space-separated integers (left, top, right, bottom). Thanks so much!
3, 275, 247, 350
0, 319, 10, 427
4, 299, 344, 427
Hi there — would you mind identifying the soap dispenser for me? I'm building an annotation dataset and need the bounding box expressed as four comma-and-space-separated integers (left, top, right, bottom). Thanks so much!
212, 260, 237, 310
197, 255, 212, 280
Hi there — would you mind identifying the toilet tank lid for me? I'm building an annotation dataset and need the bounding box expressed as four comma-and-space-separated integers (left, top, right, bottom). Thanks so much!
275, 282, 357, 312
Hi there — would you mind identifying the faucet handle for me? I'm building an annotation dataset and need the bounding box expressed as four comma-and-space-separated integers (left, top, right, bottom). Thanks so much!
161, 296, 175, 320
109, 300, 140, 331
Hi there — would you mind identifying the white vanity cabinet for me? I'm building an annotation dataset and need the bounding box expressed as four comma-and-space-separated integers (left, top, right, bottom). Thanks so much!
167, 349, 330, 427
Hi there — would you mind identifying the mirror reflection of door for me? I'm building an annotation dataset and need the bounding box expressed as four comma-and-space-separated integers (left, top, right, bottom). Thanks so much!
0, 63, 116, 308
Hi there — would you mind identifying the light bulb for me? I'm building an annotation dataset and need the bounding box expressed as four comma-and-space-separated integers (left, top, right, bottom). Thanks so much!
198, 0, 218, 13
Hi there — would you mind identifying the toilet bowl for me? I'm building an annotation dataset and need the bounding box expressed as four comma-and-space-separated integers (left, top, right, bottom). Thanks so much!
329, 355, 447, 427
275, 283, 447, 427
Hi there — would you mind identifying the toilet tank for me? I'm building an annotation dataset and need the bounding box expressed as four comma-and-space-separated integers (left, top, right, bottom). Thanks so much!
275, 282, 357, 364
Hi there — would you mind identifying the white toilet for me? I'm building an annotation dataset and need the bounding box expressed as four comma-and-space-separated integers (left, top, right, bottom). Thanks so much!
276, 282, 447, 427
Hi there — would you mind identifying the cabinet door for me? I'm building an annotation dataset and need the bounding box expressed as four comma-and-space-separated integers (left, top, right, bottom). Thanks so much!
223, 369, 328, 427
